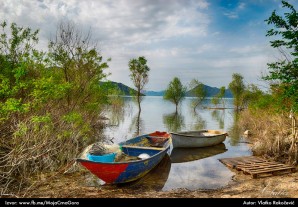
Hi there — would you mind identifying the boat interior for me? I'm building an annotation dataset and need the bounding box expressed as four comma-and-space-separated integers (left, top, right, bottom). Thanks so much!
115, 136, 169, 162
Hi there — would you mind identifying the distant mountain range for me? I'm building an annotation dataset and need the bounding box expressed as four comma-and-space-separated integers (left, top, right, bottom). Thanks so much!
186, 84, 233, 98
104, 81, 233, 98
143, 90, 165, 96
144, 85, 233, 98
102, 81, 144, 96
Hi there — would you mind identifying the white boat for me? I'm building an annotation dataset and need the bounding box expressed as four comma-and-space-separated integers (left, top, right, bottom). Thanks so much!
170, 129, 228, 148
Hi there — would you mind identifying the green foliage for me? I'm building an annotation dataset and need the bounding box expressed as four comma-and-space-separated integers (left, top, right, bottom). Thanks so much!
240, 84, 267, 110
228, 73, 245, 110
264, 0, 298, 112
48, 21, 110, 112
0, 20, 114, 195
128, 56, 150, 109
189, 79, 206, 110
211, 96, 220, 107
129, 56, 150, 91
31, 114, 53, 132
0, 21, 40, 120
164, 77, 187, 112
212, 86, 226, 108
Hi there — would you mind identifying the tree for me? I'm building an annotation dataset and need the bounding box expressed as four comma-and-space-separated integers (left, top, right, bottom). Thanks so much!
0, 20, 112, 196
212, 86, 226, 108
189, 79, 207, 111
48, 21, 110, 113
128, 56, 150, 111
264, 0, 298, 112
211, 96, 220, 108
218, 86, 226, 108
164, 77, 187, 113
0, 21, 41, 120
228, 73, 245, 111
242, 84, 265, 109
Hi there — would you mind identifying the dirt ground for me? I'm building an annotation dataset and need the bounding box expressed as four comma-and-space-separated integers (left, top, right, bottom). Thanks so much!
27, 166, 298, 198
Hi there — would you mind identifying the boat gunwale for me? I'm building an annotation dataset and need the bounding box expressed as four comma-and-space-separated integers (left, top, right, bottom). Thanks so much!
170, 130, 227, 138
76, 137, 172, 165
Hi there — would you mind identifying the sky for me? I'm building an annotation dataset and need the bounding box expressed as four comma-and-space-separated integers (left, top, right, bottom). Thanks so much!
1, 0, 297, 91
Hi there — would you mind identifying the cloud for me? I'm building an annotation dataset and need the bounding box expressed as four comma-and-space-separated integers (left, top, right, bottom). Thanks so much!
222, 1, 246, 19
0, 0, 294, 91
238, 2, 246, 10
223, 12, 238, 19
0, 0, 210, 44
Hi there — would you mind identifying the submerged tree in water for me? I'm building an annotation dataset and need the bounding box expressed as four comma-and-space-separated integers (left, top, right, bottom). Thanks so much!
164, 77, 187, 113
189, 79, 207, 111
228, 73, 245, 111
128, 56, 150, 111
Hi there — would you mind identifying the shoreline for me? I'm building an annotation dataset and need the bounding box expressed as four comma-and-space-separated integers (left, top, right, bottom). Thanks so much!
22, 166, 298, 198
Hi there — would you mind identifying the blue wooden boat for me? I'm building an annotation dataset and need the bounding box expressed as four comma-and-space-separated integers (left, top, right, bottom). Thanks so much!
76, 131, 172, 184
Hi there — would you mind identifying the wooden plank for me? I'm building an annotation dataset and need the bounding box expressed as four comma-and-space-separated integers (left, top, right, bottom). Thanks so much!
219, 159, 240, 168
248, 166, 295, 174
237, 165, 285, 171
237, 161, 281, 165
219, 156, 296, 179
220, 156, 267, 168
236, 163, 285, 170
237, 162, 292, 168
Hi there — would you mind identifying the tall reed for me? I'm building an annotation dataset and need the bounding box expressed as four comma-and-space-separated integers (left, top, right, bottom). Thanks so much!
239, 109, 297, 164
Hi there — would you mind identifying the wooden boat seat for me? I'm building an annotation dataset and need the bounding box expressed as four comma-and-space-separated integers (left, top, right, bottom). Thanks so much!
121, 145, 165, 151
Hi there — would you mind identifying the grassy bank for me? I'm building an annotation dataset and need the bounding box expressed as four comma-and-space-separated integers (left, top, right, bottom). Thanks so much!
239, 109, 297, 164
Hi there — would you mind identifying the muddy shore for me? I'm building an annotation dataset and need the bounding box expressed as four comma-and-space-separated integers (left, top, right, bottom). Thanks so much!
26, 166, 298, 198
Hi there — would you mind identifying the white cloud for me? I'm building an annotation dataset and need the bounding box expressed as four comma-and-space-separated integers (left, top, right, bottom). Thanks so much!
223, 12, 238, 19
238, 2, 246, 10
0, 0, 289, 91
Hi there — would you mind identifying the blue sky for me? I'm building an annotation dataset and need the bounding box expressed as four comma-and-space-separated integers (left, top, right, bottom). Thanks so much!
1, 0, 297, 91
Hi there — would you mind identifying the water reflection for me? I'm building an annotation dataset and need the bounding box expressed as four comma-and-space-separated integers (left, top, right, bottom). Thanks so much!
116, 154, 171, 191
163, 112, 185, 132
129, 109, 143, 136
190, 109, 207, 130
163, 155, 235, 191
170, 143, 227, 163
228, 111, 242, 146
102, 96, 251, 191
106, 96, 126, 127
211, 110, 225, 130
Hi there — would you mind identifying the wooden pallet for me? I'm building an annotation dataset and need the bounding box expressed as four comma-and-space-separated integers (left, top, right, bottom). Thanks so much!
219, 156, 296, 178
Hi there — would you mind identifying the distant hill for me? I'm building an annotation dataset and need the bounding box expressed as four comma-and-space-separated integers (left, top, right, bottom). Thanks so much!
144, 84, 233, 98
143, 90, 165, 96
101, 81, 144, 96
186, 85, 233, 98
104, 81, 232, 97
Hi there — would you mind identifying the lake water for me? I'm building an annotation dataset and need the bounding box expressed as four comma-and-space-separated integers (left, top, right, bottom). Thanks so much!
86, 96, 252, 191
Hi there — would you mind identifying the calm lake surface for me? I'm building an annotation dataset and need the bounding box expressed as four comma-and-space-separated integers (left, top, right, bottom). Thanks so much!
86, 96, 252, 191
